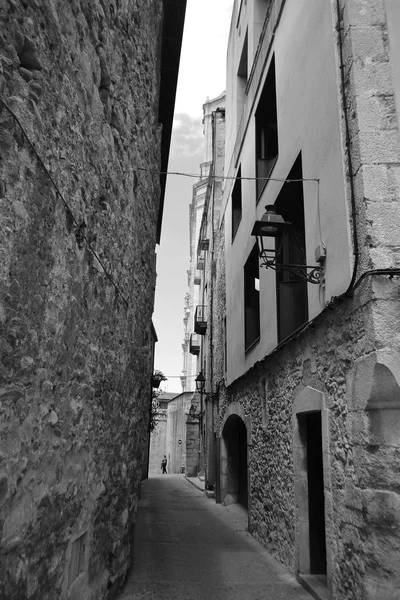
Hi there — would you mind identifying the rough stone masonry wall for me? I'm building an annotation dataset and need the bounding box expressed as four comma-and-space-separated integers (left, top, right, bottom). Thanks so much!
0, 1, 163, 599
219, 284, 400, 600
216, 1, 400, 599
334, 1, 400, 597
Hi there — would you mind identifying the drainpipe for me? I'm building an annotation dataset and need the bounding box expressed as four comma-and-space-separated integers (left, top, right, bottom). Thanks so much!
335, 0, 359, 293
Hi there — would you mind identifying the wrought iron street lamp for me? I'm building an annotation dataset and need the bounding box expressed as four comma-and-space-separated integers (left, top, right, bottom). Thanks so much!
195, 371, 206, 394
251, 205, 324, 285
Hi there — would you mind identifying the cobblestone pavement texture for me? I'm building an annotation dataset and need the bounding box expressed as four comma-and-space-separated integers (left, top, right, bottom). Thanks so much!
117, 475, 312, 600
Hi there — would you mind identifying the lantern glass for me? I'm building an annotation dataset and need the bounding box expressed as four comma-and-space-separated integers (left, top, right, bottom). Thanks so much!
195, 371, 206, 393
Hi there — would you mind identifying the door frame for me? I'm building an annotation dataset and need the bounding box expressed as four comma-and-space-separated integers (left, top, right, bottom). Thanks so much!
293, 386, 333, 589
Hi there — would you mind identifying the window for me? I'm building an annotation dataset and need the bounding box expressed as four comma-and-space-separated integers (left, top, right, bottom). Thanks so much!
244, 244, 260, 350
232, 167, 242, 241
237, 31, 248, 118
255, 57, 278, 200
224, 316, 227, 374
275, 154, 308, 341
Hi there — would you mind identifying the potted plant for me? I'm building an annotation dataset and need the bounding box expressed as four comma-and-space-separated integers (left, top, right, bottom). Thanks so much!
151, 369, 167, 389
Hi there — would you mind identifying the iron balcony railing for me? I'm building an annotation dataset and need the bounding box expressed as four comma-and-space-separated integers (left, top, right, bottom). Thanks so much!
194, 305, 207, 335
189, 333, 200, 355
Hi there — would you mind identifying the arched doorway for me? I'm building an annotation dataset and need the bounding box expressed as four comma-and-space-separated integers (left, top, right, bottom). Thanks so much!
221, 415, 248, 508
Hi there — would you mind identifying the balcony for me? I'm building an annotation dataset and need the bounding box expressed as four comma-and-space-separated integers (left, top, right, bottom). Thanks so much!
194, 305, 207, 335
199, 238, 209, 251
189, 333, 200, 355
197, 256, 205, 270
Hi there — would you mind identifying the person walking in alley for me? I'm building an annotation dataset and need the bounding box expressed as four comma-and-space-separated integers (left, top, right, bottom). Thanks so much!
161, 455, 167, 474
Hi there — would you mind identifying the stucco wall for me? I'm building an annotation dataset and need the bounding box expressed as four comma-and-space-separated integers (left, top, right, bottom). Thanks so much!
223, 0, 353, 385
0, 2, 165, 599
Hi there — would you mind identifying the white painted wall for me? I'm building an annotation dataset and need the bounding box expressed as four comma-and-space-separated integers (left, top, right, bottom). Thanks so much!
223, 0, 352, 385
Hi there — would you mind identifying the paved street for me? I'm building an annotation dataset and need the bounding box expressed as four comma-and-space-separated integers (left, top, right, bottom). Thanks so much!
118, 475, 311, 600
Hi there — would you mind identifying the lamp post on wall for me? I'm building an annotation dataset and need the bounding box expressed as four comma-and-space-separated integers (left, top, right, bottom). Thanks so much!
251, 205, 325, 285
195, 371, 206, 394
195, 371, 206, 477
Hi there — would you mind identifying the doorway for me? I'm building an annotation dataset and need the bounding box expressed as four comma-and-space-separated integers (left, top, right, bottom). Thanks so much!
298, 411, 327, 577
221, 415, 248, 508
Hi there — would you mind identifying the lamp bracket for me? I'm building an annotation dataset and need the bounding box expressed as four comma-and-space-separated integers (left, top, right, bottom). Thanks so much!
259, 253, 325, 286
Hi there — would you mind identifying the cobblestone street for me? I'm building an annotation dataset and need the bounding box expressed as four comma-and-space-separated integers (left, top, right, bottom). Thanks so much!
117, 476, 311, 600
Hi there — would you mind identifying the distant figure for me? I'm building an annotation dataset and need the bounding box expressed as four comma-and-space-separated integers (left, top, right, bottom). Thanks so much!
161, 455, 167, 474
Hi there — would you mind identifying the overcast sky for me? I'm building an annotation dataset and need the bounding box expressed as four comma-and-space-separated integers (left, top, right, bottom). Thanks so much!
153, 0, 234, 391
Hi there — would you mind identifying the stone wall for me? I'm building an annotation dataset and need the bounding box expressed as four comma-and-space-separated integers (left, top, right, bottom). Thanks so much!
0, 1, 167, 599
185, 417, 200, 477
218, 285, 400, 599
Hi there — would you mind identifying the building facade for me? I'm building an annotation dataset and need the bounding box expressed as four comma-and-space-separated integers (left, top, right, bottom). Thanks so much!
149, 391, 199, 476
182, 93, 226, 480
0, 1, 185, 599
148, 392, 178, 476
200, 1, 400, 599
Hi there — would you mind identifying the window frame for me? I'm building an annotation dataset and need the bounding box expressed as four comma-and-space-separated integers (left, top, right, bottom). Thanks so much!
255, 56, 278, 203
244, 243, 261, 352
232, 167, 243, 242
274, 154, 309, 342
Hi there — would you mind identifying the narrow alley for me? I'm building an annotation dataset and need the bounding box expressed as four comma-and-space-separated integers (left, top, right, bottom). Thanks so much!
117, 476, 312, 600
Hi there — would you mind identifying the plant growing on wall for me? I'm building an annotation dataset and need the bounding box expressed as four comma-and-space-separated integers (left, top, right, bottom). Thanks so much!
149, 390, 161, 432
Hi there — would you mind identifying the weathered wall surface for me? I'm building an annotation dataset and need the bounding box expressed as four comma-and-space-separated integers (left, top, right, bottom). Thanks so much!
166, 392, 192, 474
0, 1, 164, 599
149, 416, 167, 476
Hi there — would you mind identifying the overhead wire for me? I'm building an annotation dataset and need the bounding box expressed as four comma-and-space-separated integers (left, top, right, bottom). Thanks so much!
134, 165, 319, 183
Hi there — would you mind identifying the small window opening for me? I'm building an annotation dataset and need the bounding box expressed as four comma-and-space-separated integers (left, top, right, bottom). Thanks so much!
224, 316, 227, 374
232, 167, 242, 241
255, 56, 278, 200
244, 244, 260, 350
237, 31, 248, 119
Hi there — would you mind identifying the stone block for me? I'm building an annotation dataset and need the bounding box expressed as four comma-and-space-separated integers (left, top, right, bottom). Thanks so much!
356, 95, 398, 132
362, 164, 396, 201
362, 489, 400, 528
364, 576, 400, 600
358, 130, 400, 164
349, 25, 387, 63
353, 61, 393, 97
344, 0, 386, 27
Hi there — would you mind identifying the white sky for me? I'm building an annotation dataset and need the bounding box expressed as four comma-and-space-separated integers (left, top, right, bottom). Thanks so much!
174, 0, 234, 117
153, 0, 234, 391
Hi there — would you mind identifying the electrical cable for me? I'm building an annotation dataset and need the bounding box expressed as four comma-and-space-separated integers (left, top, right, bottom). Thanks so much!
135, 166, 319, 183
0, 97, 129, 308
